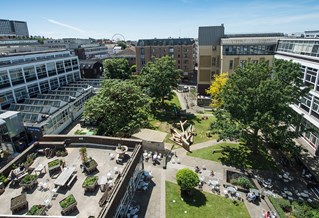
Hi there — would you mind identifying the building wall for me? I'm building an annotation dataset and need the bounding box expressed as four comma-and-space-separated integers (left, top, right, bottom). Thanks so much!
221, 55, 274, 75
136, 39, 195, 82
275, 46, 319, 152
0, 19, 28, 37
0, 51, 80, 109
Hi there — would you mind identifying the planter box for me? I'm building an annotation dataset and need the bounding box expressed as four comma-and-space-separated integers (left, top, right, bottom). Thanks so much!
19, 174, 37, 190
59, 194, 77, 215
11, 194, 28, 213
27, 205, 46, 215
83, 159, 98, 174
82, 176, 98, 192
226, 170, 256, 192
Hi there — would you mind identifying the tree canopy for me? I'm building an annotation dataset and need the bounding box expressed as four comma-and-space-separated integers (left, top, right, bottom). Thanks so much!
83, 80, 149, 137
206, 72, 228, 109
138, 56, 181, 105
103, 58, 131, 80
211, 60, 309, 154
176, 168, 199, 192
117, 41, 127, 50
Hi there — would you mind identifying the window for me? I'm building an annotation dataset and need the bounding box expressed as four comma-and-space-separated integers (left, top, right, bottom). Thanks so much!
36, 64, 47, 79
169, 47, 174, 53
0, 70, 10, 88
10, 68, 24, 85
72, 59, 78, 70
67, 74, 74, 83
46, 62, 57, 76
50, 78, 59, 89
239, 60, 247, 68
39, 81, 50, 93
56, 61, 65, 74
229, 60, 233, 69
64, 60, 72, 72
59, 76, 67, 86
28, 84, 40, 97
14, 87, 28, 102
0, 90, 14, 107
212, 57, 216, 66
183, 53, 188, 58
141, 48, 144, 55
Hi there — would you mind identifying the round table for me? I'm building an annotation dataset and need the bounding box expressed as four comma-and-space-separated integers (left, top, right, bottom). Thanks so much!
227, 187, 237, 194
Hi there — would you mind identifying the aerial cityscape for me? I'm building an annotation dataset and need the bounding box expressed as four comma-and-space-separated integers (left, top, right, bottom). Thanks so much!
0, 1, 319, 218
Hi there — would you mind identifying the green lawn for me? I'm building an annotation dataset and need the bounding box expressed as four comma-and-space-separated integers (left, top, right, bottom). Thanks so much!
187, 142, 277, 170
166, 181, 250, 218
149, 93, 217, 146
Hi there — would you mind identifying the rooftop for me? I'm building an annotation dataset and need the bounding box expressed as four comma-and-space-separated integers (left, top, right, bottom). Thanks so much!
0, 146, 134, 217
137, 38, 194, 46
132, 128, 167, 143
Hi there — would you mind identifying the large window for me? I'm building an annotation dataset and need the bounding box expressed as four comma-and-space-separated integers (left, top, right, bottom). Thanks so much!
277, 40, 319, 57
28, 83, 40, 97
24, 66, 37, 82
74, 72, 80, 81
36, 64, 47, 79
0, 70, 10, 88
14, 87, 28, 102
72, 59, 78, 70
67, 74, 74, 83
50, 78, 59, 90
223, 44, 276, 55
56, 61, 65, 74
0, 90, 14, 107
10, 68, 24, 85
39, 81, 50, 93
46, 62, 57, 76
64, 60, 72, 72
59, 76, 67, 86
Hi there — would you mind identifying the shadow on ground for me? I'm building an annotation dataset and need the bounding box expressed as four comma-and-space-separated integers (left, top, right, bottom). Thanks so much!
181, 188, 207, 207
218, 144, 277, 171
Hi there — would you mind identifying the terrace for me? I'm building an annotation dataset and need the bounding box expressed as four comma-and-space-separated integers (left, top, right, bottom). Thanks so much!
0, 145, 134, 217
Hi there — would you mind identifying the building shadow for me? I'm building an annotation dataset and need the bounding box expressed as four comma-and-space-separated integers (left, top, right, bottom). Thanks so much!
132, 180, 156, 218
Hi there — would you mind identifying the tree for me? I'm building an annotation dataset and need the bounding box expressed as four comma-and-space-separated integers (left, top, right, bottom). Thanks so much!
206, 72, 228, 109
103, 58, 131, 80
176, 168, 200, 195
83, 80, 149, 137
117, 41, 127, 50
138, 56, 181, 105
130, 64, 136, 73
79, 147, 87, 163
211, 60, 309, 154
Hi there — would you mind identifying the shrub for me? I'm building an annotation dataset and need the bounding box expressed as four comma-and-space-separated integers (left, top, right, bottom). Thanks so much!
230, 176, 254, 189
277, 198, 292, 212
27, 205, 45, 215
0, 174, 7, 183
60, 194, 76, 209
21, 174, 37, 184
176, 168, 200, 192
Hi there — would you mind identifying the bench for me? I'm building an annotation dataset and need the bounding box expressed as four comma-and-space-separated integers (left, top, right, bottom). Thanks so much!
67, 174, 77, 188
212, 149, 223, 154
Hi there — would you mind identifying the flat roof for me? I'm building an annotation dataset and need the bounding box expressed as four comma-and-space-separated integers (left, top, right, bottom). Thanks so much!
0, 110, 20, 119
132, 128, 167, 143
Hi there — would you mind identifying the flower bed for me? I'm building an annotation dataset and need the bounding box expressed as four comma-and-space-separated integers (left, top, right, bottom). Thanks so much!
82, 176, 98, 191
59, 194, 77, 215
20, 174, 37, 189
83, 159, 98, 174
226, 170, 256, 192
27, 205, 46, 215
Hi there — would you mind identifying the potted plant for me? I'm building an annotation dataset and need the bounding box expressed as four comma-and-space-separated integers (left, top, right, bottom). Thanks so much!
59, 194, 77, 215
230, 176, 254, 192
27, 205, 46, 215
24, 153, 36, 168
82, 176, 98, 192
79, 148, 98, 174
19, 174, 37, 189
48, 159, 61, 171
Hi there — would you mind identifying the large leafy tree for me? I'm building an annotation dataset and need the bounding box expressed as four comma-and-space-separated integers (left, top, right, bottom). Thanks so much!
176, 168, 199, 195
206, 72, 228, 109
83, 80, 149, 137
103, 58, 131, 80
138, 56, 181, 105
211, 60, 309, 154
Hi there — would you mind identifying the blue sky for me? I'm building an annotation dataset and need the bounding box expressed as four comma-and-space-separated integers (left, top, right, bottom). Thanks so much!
2, 0, 319, 40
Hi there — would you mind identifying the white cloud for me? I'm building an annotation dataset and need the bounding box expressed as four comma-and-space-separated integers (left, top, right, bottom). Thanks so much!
47, 18, 86, 34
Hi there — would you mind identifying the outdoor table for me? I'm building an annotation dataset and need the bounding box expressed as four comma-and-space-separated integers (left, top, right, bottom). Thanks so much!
54, 167, 76, 187
249, 189, 260, 197
300, 192, 309, 198
227, 186, 237, 194
284, 190, 293, 196
209, 179, 219, 186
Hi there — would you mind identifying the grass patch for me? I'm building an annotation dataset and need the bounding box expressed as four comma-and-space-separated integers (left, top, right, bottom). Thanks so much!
187, 142, 276, 170
166, 181, 250, 218
268, 197, 288, 218
166, 93, 181, 108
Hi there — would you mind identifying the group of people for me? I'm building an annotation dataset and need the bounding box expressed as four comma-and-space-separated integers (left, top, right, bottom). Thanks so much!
194, 166, 214, 177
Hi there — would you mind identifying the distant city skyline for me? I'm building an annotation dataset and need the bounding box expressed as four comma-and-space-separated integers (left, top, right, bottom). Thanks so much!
2, 0, 319, 40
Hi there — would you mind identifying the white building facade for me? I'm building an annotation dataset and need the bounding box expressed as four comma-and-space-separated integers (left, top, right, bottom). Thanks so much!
275, 38, 319, 154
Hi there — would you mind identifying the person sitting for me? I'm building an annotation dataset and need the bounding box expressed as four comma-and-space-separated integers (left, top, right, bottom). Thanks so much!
210, 170, 215, 176
195, 166, 200, 173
